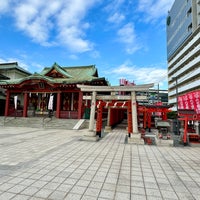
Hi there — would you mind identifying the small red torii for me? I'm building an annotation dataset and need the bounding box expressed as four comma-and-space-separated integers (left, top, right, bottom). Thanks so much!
137, 105, 171, 130
179, 111, 200, 145
95, 100, 132, 137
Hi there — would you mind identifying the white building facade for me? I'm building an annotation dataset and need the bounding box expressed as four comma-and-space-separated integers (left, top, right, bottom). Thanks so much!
167, 0, 200, 109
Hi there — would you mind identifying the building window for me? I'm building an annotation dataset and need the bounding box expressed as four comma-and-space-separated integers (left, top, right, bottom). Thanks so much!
187, 7, 192, 17
188, 23, 192, 31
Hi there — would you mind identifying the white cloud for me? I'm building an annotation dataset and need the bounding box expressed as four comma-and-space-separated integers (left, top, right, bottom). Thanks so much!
0, 0, 11, 14
2, 0, 99, 53
108, 62, 167, 87
138, 0, 174, 23
104, 0, 125, 12
108, 12, 125, 24
117, 23, 141, 54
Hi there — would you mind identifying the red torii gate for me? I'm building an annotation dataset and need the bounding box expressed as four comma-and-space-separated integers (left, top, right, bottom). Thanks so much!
137, 105, 171, 130
95, 100, 132, 137
95, 101, 172, 137
77, 83, 154, 141
179, 111, 200, 145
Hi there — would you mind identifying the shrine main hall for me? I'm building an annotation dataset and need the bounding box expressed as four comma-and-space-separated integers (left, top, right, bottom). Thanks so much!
0, 62, 109, 119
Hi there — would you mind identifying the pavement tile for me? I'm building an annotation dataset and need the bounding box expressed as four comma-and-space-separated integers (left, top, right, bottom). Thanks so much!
84, 187, 100, 197
131, 180, 145, 188
81, 195, 99, 200
99, 189, 115, 199
145, 188, 161, 197
131, 186, 146, 195
8, 184, 27, 193
70, 185, 87, 195
160, 190, 179, 199
19, 179, 36, 187
0, 183, 15, 191
102, 183, 116, 191
7, 177, 24, 184
76, 179, 90, 187
63, 178, 77, 185
21, 186, 39, 196
0, 192, 16, 199
116, 184, 130, 193
131, 194, 147, 200
10, 194, 30, 200
115, 192, 130, 200
31, 180, 48, 188
64, 192, 82, 200
89, 181, 103, 189
43, 182, 60, 190
48, 190, 67, 200
56, 183, 73, 192
34, 188, 54, 199
176, 192, 197, 200
51, 176, 66, 183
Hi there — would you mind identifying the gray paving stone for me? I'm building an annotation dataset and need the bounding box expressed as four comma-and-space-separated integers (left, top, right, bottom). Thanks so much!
160, 190, 179, 199
84, 187, 100, 197
81, 195, 99, 200
64, 192, 82, 200
8, 184, 27, 193
0, 126, 199, 200
0, 192, 16, 199
48, 190, 67, 200
0, 183, 15, 191
11, 194, 30, 200
21, 186, 39, 196
115, 192, 130, 200
99, 189, 115, 199
34, 188, 54, 198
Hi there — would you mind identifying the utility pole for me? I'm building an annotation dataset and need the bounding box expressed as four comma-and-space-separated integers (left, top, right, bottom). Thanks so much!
172, 77, 179, 135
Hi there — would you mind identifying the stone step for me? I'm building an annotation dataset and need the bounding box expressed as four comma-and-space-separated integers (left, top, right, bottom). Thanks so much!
0, 117, 87, 130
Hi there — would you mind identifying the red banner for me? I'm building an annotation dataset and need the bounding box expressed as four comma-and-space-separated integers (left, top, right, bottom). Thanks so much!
178, 90, 200, 114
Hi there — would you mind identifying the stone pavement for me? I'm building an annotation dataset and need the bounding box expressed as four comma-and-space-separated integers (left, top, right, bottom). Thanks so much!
0, 126, 200, 200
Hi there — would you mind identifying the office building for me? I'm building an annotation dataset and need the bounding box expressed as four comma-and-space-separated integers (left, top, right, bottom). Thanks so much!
167, 0, 200, 109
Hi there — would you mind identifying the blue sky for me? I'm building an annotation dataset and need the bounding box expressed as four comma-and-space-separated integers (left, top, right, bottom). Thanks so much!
0, 0, 174, 89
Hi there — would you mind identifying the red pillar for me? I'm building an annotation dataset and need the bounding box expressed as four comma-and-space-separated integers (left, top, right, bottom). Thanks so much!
5, 90, 10, 116
23, 92, 28, 117
147, 112, 151, 130
110, 109, 113, 126
143, 110, 147, 129
162, 109, 167, 120
183, 117, 188, 145
127, 101, 133, 137
56, 92, 61, 118
78, 91, 83, 119
96, 102, 103, 137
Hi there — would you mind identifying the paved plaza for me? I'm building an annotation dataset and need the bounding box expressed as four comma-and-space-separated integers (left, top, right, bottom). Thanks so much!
0, 126, 200, 200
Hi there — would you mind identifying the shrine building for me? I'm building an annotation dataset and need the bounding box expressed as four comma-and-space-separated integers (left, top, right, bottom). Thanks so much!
0, 62, 109, 119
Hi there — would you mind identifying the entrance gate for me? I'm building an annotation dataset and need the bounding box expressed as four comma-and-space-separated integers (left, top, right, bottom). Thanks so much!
77, 84, 154, 139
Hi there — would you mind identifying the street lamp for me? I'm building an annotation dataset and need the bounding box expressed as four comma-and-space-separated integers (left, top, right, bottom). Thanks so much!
172, 77, 179, 135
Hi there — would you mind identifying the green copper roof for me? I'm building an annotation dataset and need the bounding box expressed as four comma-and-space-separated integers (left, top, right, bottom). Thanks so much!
0, 63, 108, 86
0, 62, 31, 75
41, 63, 73, 78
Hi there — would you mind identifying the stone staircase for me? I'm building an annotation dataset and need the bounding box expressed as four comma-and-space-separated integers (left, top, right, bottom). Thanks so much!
0, 116, 89, 130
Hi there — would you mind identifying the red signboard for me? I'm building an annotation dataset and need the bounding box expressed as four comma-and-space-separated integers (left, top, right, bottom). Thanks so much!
178, 90, 200, 114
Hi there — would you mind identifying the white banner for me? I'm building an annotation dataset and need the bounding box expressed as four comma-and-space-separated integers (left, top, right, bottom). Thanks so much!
48, 95, 54, 110
14, 96, 18, 110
